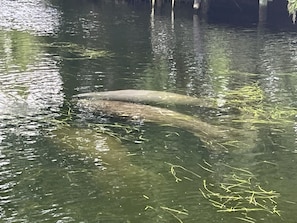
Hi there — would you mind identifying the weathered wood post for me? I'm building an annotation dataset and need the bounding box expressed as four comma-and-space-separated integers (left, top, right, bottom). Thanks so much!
151, 0, 155, 8
151, 0, 155, 23
193, 0, 201, 9
259, 0, 268, 23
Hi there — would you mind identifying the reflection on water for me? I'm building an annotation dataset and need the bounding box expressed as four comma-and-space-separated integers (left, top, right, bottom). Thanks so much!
0, 31, 64, 221
0, 0, 60, 35
0, 4, 64, 220
1, 0, 297, 222
0, 31, 64, 139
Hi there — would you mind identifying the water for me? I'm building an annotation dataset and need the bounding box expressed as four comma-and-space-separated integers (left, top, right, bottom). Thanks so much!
1, 0, 297, 222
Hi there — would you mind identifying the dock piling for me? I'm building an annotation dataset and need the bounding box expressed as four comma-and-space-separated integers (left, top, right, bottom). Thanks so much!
259, 0, 268, 23
193, 0, 200, 9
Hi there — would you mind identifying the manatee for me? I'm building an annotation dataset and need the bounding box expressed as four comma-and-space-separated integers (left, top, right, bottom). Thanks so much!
75, 99, 233, 150
74, 89, 219, 109
51, 125, 166, 185
51, 126, 130, 168
51, 125, 169, 219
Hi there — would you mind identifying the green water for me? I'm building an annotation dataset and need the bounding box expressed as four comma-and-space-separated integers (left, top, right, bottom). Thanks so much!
1, 0, 297, 222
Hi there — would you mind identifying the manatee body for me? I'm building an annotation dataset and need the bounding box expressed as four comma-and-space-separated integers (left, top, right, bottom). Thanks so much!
74, 89, 218, 109
51, 125, 167, 214
51, 126, 126, 167
76, 99, 229, 150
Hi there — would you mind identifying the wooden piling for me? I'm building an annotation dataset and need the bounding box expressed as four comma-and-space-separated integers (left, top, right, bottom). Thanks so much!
259, 0, 268, 23
151, 0, 155, 8
193, 0, 200, 9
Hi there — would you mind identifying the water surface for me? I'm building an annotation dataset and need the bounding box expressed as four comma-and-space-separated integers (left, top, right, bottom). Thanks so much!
0, 0, 297, 222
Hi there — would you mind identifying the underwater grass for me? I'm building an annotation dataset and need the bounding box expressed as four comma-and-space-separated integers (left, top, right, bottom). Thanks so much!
38, 41, 112, 60
166, 162, 281, 222
145, 205, 188, 223
224, 84, 297, 125
51, 102, 147, 144
200, 165, 281, 221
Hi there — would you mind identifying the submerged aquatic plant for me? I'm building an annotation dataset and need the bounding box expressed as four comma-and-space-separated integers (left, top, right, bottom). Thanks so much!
145, 204, 188, 223
167, 162, 281, 223
80, 48, 110, 59
201, 176, 280, 213
225, 84, 297, 125
52, 102, 147, 144
39, 41, 112, 60
87, 122, 147, 144
225, 84, 264, 108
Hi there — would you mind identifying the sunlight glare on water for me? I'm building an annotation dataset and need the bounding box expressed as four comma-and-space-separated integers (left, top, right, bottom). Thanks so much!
0, 55, 64, 138
0, 7, 64, 221
0, 0, 61, 35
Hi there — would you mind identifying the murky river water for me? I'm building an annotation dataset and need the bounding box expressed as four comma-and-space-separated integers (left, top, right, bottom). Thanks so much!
1, 0, 297, 222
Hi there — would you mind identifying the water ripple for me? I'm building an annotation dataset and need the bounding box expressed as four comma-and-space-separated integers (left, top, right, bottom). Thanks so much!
0, 53, 64, 139
0, 0, 61, 36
